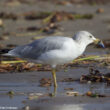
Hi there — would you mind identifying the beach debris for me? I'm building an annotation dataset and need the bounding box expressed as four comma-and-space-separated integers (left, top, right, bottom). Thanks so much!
31, 36, 45, 40
23, 106, 30, 110
7, 91, 15, 98
80, 68, 110, 84
96, 8, 104, 13
0, 36, 9, 41
0, 12, 17, 20
86, 91, 92, 96
66, 90, 107, 98
43, 11, 93, 23
56, 0, 110, 5
0, 55, 110, 73
39, 78, 52, 87
86, 91, 106, 98
0, 56, 52, 72
28, 93, 45, 100
24, 11, 51, 20
0, 11, 92, 22
0, 19, 3, 27
0, 61, 36, 72
74, 55, 100, 62
15, 22, 58, 37
0, 10, 94, 37
66, 91, 79, 96
42, 23, 58, 34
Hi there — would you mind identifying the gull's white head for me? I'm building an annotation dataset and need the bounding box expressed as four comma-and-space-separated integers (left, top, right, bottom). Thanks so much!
73, 31, 105, 48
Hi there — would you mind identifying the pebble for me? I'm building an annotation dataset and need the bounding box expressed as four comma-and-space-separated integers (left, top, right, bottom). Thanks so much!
7, 91, 15, 95
24, 106, 30, 110
86, 91, 92, 96
66, 91, 79, 96
0, 36, 9, 41
96, 8, 104, 13
0, 19, 3, 27
87, 81, 92, 84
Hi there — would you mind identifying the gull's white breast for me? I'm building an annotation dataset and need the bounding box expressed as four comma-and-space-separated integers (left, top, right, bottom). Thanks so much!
36, 38, 83, 66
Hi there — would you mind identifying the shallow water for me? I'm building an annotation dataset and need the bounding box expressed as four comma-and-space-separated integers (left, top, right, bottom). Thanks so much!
0, 67, 110, 110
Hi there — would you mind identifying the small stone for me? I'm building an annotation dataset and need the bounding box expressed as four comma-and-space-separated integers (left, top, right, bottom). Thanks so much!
49, 23, 55, 28
0, 19, 3, 27
96, 8, 104, 13
87, 81, 92, 84
0, 36, 9, 41
24, 106, 30, 110
86, 91, 92, 96
28, 93, 43, 100
66, 91, 79, 96
7, 91, 15, 95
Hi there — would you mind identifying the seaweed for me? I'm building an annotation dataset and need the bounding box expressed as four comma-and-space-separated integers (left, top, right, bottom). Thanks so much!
80, 68, 110, 85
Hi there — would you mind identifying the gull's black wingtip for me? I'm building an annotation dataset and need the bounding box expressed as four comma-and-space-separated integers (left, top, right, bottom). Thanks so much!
0, 49, 11, 55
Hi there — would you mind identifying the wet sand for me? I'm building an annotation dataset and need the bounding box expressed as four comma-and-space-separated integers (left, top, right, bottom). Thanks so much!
0, 1, 110, 46
0, 67, 110, 109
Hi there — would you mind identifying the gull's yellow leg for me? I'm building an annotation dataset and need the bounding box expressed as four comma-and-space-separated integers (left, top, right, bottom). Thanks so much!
51, 69, 57, 87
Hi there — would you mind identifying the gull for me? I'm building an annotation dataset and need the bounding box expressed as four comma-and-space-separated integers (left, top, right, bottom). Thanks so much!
5, 31, 104, 88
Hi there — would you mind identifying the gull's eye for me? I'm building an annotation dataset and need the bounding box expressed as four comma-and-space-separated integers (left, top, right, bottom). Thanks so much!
89, 36, 92, 38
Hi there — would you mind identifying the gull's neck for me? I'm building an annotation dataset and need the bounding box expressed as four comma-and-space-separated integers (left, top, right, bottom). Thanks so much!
75, 40, 89, 54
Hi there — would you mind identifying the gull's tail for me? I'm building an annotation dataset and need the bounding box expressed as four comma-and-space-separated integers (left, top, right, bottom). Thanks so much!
1, 45, 27, 58
0, 49, 11, 55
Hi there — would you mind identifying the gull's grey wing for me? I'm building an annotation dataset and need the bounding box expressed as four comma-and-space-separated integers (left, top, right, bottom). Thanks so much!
8, 36, 69, 59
